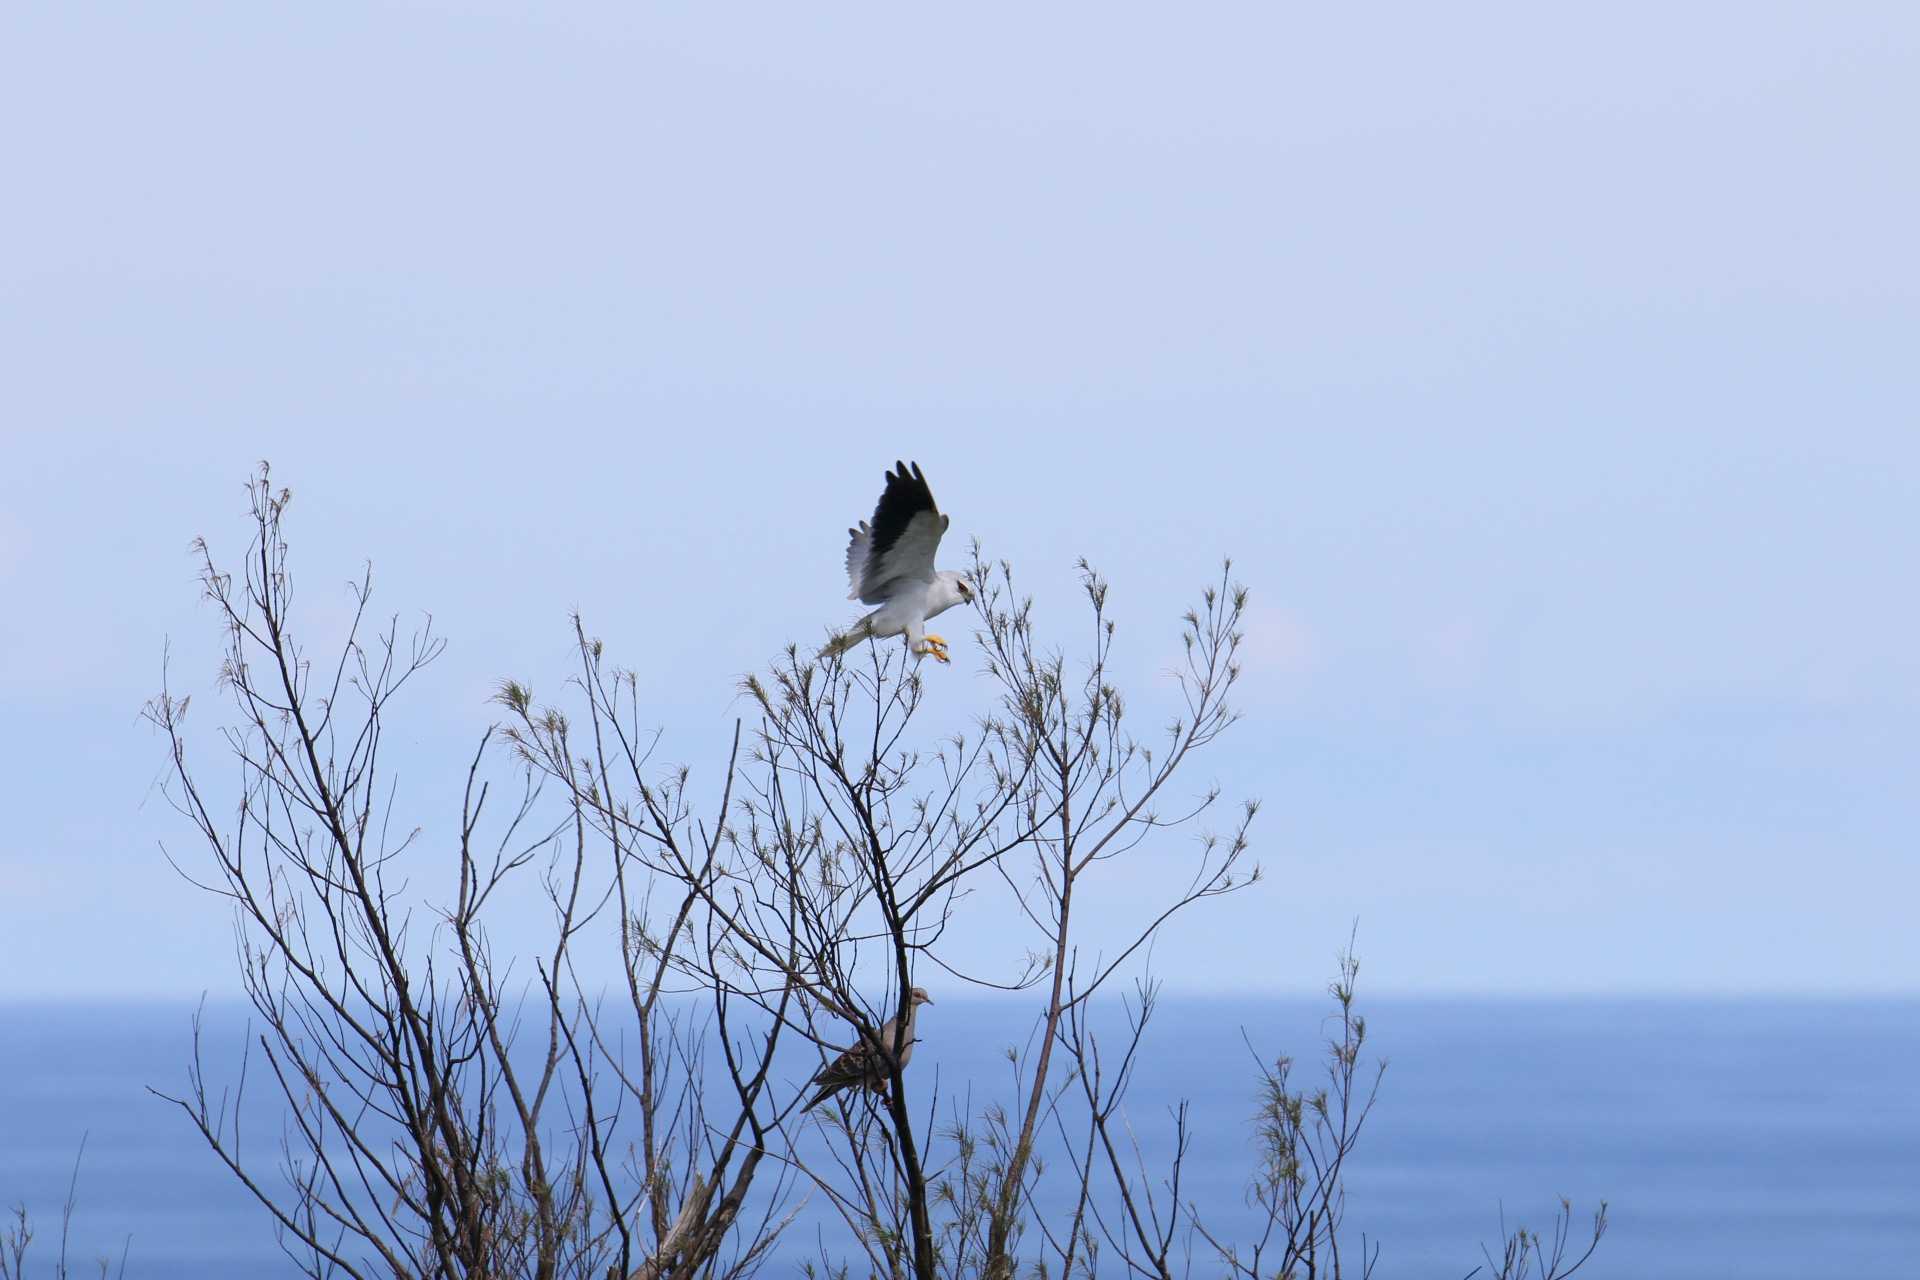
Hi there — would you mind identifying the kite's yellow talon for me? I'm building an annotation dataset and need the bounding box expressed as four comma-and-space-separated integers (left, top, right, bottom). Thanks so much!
924, 633, 946, 647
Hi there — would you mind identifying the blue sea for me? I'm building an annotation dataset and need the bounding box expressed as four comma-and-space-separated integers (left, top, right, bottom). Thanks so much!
1, 999, 1914, 1278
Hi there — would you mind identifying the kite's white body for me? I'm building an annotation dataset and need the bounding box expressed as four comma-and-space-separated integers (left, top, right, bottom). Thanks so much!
854, 571, 970, 656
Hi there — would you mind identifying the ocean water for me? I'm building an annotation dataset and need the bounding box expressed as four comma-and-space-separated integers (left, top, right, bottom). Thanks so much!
1, 998, 1913, 1278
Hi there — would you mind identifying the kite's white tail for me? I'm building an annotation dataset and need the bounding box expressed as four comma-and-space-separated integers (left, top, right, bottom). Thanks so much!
818, 617, 875, 660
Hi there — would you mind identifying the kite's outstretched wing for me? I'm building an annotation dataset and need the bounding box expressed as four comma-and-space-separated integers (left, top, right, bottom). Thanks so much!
844, 460, 950, 604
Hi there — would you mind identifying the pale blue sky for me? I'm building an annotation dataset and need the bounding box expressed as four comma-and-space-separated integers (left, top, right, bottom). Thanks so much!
2, 3, 1915, 997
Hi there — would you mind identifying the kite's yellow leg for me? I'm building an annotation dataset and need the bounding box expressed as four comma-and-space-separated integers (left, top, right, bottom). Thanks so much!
924, 633, 946, 647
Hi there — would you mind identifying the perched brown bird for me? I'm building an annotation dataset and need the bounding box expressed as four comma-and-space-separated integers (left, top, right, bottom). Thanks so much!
803, 988, 934, 1111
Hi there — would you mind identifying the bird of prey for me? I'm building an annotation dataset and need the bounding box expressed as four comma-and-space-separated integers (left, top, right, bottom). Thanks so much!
819, 461, 973, 665
803, 987, 934, 1112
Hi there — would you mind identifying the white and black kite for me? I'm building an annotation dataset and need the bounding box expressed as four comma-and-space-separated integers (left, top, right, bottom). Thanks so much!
820, 461, 972, 664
